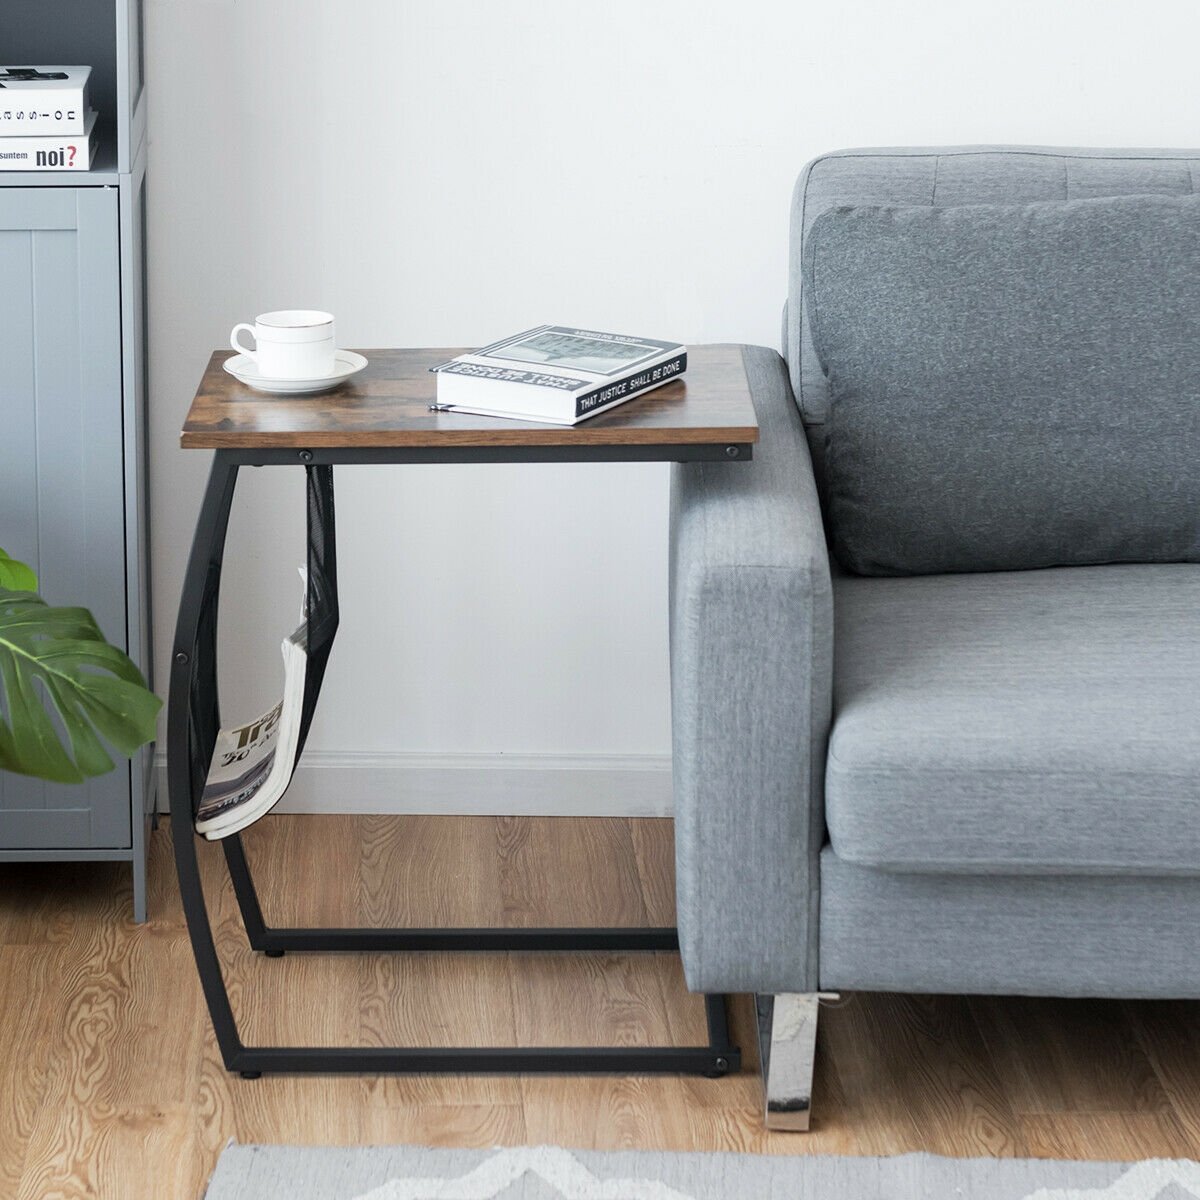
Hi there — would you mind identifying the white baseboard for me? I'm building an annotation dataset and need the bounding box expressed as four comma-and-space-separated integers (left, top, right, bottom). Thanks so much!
154, 751, 673, 818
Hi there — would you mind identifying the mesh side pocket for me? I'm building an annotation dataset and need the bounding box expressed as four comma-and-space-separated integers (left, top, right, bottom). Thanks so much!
297, 464, 339, 760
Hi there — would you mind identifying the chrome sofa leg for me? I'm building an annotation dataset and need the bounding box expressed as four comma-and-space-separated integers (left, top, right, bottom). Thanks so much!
756, 992, 827, 1131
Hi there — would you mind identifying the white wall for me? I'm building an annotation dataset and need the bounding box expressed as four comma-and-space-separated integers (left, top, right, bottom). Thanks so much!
146, 0, 1200, 814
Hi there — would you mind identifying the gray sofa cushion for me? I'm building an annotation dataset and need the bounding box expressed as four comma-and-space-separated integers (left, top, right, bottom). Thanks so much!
788, 147, 1200, 428
803, 191, 1200, 576
826, 563, 1200, 875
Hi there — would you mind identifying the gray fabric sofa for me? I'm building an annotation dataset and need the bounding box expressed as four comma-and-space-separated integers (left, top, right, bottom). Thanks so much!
669, 146, 1200, 1130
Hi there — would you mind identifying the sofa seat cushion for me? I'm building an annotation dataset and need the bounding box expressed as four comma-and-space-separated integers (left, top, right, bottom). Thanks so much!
826, 564, 1200, 874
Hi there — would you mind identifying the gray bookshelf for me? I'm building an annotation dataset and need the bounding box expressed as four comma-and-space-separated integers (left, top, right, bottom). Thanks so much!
0, 0, 153, 920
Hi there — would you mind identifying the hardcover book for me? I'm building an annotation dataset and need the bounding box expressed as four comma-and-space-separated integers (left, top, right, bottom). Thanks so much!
0, 66, 92, 135
431, 326, 687, 425
0, 109, 97, 171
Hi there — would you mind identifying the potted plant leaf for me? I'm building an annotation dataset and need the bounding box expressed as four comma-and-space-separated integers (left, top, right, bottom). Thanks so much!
0, 547, 161, 783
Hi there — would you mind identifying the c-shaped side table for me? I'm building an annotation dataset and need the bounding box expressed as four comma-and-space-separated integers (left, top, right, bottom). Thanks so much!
170, 345, 758, 1078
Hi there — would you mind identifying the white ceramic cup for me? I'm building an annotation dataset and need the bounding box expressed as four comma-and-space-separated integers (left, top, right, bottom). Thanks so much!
230, 310, 336, 380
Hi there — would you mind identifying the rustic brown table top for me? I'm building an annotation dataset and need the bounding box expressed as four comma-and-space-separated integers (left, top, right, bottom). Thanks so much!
180, 344, 757, 450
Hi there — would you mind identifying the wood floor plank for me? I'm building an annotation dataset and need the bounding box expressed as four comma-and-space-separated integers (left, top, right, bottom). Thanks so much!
239, 813, 362, 926
215, 818, 363, 1048
360, 951, 525, 1109
356, 813, 523, 1107
509, 951, 674, 1048
0, 944, 64, 1195
822, 992, 1023, 1157
627, 817, 676, 926
505, 816, 649, 928
360, 1102, 526, 1147
2, 813, 1200, 1200
13, 864, 141, 1200
360, 813, 503, 928
0, 860, 97, 947
1126, 999, 1200, 1147
1019, 1111, 1197, 1162
970, 995, 1175, 1118
519, 1075, 697, 1151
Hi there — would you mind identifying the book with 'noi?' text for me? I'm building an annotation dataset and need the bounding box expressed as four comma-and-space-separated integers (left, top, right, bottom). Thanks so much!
430, 326, 687, 424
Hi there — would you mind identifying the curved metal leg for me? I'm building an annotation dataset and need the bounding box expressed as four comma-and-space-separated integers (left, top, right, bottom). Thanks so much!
167, 453, 244, 1069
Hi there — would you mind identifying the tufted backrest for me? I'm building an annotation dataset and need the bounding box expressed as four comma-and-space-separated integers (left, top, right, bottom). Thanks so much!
786, 145, 1200, 427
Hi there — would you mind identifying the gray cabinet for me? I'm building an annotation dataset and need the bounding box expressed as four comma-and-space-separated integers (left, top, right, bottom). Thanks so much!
1, 2, 152, 919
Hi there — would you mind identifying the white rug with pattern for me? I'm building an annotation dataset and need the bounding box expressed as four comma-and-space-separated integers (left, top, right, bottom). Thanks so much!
205, 1144, 1200, 1200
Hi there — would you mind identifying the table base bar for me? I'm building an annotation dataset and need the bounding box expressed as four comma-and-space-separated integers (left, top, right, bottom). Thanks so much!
230, 994, 735, 1079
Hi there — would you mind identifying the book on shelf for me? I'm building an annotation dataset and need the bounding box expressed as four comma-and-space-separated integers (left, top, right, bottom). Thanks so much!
0, 109, 97, 171
430, 325, 687, 424
194, 568, 334, 841
0, 66, 92, 135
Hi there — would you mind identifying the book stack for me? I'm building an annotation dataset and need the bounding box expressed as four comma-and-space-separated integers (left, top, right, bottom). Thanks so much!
0, 67, 97, 172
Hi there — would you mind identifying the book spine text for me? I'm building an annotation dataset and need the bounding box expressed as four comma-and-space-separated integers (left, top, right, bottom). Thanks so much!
574, 351, 687, 419
0, 89, 90, 135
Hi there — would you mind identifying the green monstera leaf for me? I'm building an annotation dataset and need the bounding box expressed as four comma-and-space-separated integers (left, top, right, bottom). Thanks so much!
0, 589, 162, 783
0, 547, 37, 592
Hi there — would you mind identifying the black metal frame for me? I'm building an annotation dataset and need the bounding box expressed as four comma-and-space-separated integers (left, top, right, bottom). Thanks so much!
169, 442, 751, 1078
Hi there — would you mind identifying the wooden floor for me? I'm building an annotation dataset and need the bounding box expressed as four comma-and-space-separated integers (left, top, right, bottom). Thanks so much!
2, 815, 1199, 1198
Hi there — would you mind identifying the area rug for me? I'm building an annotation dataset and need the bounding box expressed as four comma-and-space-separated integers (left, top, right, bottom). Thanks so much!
204, 1143, 1200, 1199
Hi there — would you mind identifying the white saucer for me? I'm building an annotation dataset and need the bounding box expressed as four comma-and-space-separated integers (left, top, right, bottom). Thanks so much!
223, 350, 368, 395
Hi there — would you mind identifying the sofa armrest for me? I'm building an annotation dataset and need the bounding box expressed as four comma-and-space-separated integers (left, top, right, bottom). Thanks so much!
669, 345, 833, 995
